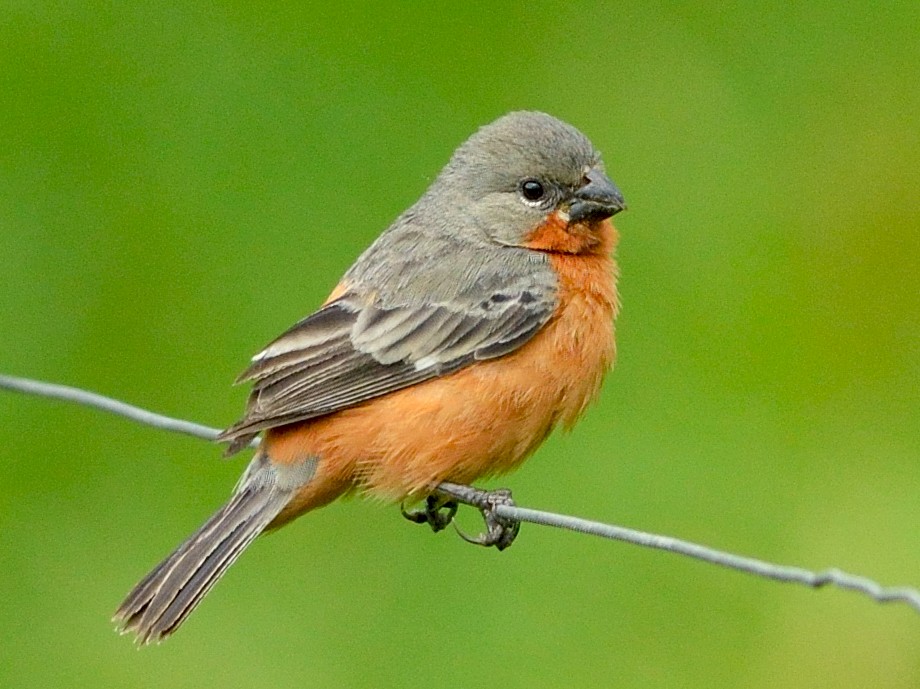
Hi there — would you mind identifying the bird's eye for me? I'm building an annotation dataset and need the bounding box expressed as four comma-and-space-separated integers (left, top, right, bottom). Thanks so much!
520, 179, 546, 202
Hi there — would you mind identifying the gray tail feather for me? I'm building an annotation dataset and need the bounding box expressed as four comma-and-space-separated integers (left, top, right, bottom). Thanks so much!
113, 480, 292, 645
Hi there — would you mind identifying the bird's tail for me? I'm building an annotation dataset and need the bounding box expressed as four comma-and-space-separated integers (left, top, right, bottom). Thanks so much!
113, 454, 314, 644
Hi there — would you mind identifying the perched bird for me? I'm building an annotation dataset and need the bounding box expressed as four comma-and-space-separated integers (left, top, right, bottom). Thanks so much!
114, 111, 626, 644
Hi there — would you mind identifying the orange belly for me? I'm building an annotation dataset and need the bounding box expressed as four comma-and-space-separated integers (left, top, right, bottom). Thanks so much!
267, 220, 619, 523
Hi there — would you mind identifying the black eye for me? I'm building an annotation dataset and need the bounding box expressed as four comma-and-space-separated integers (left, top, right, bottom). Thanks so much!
520, 179, 545, 202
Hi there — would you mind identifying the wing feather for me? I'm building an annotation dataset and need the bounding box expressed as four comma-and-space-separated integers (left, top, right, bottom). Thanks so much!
218, 285, 556, 451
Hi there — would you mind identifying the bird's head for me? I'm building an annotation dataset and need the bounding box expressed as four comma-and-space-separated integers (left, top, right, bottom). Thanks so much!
430, 111, 626, 254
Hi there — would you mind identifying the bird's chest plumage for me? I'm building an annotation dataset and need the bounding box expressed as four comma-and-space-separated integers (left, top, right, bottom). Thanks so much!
271, 223, 619, 501
518, 214, 620, 423
538, 248, 619, 428
382, 220, 619, 492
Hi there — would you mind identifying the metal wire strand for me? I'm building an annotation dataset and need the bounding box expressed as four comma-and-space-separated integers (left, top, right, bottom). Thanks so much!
2, 373, 917, 615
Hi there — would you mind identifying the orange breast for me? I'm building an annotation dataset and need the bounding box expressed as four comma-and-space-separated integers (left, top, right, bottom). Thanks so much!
266, 220, 619, 518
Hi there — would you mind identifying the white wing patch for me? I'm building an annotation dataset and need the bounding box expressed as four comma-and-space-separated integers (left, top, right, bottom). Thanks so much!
413, 355, 441, 371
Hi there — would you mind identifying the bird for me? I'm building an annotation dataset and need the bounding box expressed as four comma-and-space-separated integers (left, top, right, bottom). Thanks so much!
114, 111, 626, 644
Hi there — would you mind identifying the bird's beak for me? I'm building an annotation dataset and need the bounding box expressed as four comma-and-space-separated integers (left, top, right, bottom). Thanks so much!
568, 168, 627, 223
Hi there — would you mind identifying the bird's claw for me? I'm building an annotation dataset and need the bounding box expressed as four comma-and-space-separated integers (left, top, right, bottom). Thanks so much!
411, 483, 520, 551
401, 495, 458, 533
452, 487, 520, 551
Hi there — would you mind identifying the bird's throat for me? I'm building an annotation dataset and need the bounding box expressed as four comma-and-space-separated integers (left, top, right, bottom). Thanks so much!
524, 211, 617, 256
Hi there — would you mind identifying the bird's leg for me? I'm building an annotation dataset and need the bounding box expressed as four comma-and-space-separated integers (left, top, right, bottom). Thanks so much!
401, 494, 458, 533
431, 482, 521, 551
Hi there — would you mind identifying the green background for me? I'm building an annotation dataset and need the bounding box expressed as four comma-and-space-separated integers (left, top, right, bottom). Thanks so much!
2, 3, 918, 687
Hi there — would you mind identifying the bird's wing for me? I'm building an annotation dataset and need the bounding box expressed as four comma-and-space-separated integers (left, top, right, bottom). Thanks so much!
218, 283, 556, 452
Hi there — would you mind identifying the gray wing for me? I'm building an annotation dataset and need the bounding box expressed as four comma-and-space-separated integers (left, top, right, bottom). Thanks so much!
218, 279, 557, 453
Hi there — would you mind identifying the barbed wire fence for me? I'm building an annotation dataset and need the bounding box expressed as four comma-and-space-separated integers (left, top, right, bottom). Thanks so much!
2, 372, 918, 615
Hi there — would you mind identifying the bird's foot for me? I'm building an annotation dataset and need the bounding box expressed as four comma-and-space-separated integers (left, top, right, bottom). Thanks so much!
433, 482, 520, 551
401, 495, 458, 533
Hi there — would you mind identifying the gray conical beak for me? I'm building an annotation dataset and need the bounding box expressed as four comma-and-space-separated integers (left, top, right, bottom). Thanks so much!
569, 168, 627, 223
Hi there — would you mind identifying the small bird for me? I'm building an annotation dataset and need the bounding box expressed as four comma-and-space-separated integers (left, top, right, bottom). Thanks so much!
114, 111, 626, 644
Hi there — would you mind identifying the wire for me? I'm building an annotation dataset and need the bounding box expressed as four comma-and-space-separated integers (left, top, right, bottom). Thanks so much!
2, 372, 917, 615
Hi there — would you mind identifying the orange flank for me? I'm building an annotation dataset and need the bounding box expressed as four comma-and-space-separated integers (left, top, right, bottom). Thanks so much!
263, 219, 620, 527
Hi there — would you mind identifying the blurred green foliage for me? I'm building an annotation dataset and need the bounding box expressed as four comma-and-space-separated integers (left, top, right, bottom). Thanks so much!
1, 3, 918, 688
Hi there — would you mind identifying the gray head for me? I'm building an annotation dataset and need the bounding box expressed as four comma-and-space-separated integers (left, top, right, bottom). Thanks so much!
425, 111, 625, 248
